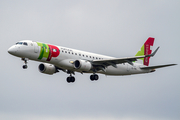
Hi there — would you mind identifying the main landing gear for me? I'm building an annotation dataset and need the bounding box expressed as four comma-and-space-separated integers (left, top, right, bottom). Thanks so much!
90, 74, 99, 81
66, 70, 75, 83
66, 72, 99, 83
66, 76, 75, 83
66, 74, 99, 83
22, 58, 28, 69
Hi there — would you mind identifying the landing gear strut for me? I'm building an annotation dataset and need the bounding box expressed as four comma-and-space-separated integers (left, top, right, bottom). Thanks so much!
90, 74, 99, 81
22, 58, 28, 69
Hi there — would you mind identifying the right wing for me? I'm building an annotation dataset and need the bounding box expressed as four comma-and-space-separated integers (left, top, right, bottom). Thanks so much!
92, 47, 160, 67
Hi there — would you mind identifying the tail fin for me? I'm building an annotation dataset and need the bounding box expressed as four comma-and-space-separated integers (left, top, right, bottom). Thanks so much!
135, 37, 155, 66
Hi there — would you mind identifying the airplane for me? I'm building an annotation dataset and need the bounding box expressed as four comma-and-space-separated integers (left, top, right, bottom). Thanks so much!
8, 37, 176, 83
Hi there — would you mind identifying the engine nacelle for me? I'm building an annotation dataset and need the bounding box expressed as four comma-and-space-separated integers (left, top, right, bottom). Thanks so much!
38, 63, 57, 75
74, 60, 92, 72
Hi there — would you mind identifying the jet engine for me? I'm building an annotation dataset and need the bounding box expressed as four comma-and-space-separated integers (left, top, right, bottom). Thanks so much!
38, 63, 57, 75
74, 60, 92, 72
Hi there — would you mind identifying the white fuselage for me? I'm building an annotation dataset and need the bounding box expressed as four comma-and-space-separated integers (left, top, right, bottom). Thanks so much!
8, 40, 150, 76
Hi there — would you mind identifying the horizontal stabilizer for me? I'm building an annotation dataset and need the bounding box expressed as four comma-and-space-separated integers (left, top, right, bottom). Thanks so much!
140, 64, 177, 70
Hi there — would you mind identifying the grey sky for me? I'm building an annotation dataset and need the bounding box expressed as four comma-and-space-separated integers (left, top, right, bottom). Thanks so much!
0, 0, 179, 120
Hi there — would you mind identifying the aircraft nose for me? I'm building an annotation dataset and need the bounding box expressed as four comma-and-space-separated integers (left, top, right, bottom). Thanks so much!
8, 46, 17, 55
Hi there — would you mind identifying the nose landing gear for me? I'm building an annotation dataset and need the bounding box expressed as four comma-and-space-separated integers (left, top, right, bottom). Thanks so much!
22, 58, 28, 69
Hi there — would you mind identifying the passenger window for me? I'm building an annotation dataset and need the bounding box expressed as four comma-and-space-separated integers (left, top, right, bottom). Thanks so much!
79, 54, 81, 56
75, 53, 77, 55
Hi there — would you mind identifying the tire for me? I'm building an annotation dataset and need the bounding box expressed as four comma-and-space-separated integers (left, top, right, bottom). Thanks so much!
67, 77, 71, 83
94, 74, 99, 80
90, 75, 95, 81
23, 65, 27, 69
71, 77, 75, 82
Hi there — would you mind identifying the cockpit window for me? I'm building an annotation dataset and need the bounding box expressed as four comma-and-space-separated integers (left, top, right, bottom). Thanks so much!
23, 42, 28, 46
16, 42, 23, 45
16, 42, 28, 46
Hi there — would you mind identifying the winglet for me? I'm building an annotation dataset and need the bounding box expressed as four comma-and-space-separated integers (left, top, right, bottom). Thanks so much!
146, 46, 160, 57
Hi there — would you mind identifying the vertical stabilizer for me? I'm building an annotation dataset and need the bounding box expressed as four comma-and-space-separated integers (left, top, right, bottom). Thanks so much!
135, 37, 155, 66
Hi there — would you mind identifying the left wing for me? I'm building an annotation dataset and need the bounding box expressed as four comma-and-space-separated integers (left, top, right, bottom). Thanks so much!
92, 47, 160, 67
140, 64, 177, 70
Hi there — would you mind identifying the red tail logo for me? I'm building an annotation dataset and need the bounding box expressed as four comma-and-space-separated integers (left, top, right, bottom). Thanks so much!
144, 37, 154, 66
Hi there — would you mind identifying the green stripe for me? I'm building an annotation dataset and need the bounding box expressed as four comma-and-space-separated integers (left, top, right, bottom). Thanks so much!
37, 42, 50, 60
38, 43, 44, 59
42, 43, 49, 58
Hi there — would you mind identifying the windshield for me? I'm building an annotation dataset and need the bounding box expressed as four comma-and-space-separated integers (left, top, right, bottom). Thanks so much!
16, 42, 28, 46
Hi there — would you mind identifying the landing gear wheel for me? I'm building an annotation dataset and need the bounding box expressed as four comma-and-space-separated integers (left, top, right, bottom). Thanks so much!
23, 65, 28, 69
90, 74, 99, 81
67, 77, 71, 83
72, 77, 75, 83
94, 74, 99, 80
67, 76, 75, 83
90, 75, 95, 81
